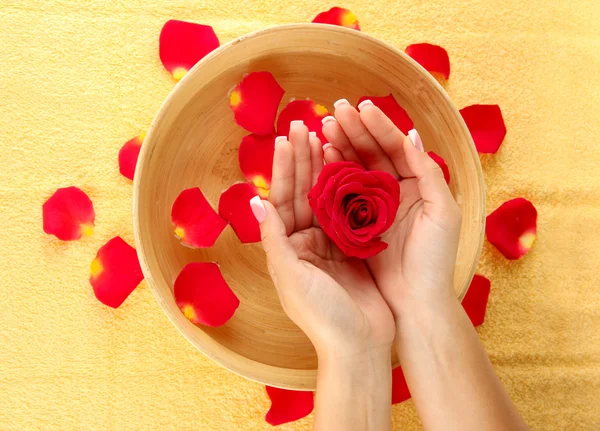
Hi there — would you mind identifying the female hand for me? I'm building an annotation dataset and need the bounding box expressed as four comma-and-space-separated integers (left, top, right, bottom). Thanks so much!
321, 99, 462, 316
250, 120, 395, 358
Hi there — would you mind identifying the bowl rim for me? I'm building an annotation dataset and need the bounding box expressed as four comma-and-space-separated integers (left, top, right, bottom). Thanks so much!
132, 23, 485, 390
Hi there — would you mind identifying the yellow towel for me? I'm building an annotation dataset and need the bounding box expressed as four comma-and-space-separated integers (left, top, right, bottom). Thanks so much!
1, 0, 599, 429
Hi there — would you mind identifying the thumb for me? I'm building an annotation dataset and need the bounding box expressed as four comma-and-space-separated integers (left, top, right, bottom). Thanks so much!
250, 196, 298, 278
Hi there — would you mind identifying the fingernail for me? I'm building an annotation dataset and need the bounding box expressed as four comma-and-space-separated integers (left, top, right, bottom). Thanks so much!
274, 136, 287, 146
357, 99, 374, 111
408, 129, 424, 152
290, 120, 304, 128
333, 98, 350, 109
308, 131, 317, 138
321, 115, 336, 125
322, 143, 333, 150
249, 196, 266, 223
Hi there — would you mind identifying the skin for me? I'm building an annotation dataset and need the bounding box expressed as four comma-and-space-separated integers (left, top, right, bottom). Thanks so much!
252, 104, 529, 431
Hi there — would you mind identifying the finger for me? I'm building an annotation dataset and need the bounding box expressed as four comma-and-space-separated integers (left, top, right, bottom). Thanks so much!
323, 143, 343, 164
309, 132, 323, 186
403, 132, 458, 223
358, 101, 414, 177
334, 99, 397, 174
289, 121, 313, 231
309, 132, 323, 227
250, 197, 298, 287
269, 136, 295, 235
321, 115, 362, 163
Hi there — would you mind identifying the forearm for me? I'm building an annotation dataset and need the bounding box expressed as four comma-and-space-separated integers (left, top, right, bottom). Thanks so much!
395, 294, 528, 431
313, 347, 392, 431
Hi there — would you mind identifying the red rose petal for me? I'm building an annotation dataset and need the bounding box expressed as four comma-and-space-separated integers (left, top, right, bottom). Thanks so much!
90, 237, 144, 308
405, 43, 450, 80
238, 133, 275, 197
118, 133, 144, 181
229, 71, 284, 135
159, 20, 220, 81
174, 262, 239, 327
171, 187, 227, 248
265, 386, 314, 426
357, 94, 413, 134
427, 151, 450, 184
461, 274, 491, 327
392, 366, 411, 404
460, 104, 507, 154
312, 7, 360, 30
486, 198, 537, 260
276, 99, 329, 143
218, 183, 260, 244
42, 187, 95, 241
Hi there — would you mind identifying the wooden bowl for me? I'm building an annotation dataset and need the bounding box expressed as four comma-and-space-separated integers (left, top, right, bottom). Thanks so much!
133, 24, 485, 390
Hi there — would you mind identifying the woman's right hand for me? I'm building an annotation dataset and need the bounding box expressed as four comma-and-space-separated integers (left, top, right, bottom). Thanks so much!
321, 99, 462, 316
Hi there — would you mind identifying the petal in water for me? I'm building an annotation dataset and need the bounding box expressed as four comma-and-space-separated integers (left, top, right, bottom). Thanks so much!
277, 99, 329, 143
427, 151, 450, 184
238, 134, 275, 197
43, 187, 95, 240
357, 94, 413, 134
218, 183, 261, 244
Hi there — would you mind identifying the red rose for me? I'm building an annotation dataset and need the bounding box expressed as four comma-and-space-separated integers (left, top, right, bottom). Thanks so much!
308, 161, 400, 259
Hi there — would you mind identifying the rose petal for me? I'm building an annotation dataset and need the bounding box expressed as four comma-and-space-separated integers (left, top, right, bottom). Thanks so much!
42, 187, 95, 240
461, 274, 491, 327
159, 20, 220, 81
276, 100, 329, 143
405, 43, 450, 80
311, 7, 360, 30
427, 151, 450, 184
171, 187, 227, 248
265, 386, 314, 426
218, 183, 260, 243
392, 366, 411, 404
460, 104, 507, 154
90, 237, 144, 308
486, 198, 537, 260
357, 94, 413, 134
229, 71, 285, 135
238, 133, 275, 196
174, 262, 239, 327
118, 133, 145, 181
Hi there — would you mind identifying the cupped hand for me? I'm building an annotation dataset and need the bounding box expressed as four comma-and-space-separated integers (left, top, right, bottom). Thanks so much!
251, 121, 395, 358
321, 100, 462, 315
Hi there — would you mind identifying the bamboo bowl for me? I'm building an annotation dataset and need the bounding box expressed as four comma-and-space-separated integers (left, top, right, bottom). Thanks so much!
133, 24, 485, 390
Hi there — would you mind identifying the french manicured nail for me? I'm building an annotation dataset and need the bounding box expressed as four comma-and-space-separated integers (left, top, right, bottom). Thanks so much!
321, 115, 336, 125
408, 129, 424, 152
357, 99, 374, 111
290, 120, 304, 128
333, 98, 350, 109
274, 136, 287, 146
322, 143, 333, 150
250, 196, 266, 223
308, 131, 317, 138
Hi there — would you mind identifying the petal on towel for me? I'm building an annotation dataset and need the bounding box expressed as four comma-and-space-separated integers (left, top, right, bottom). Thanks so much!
118, 133, 145, 181
90, 237, 144, 308
159, 20, 220, 81
486, 198, 537, 259
174, 262, 240, 327
171, 187, 228, 248
238, 133, 275, 197
276, 99, 329, 143
265, 386, 314, 426
357, 94, 413, 134
218, 183, 261, 243
405, 43, 450, 80
229, 71, 285, 135
42, 186, 95, 240
461, 274, 491, 327
392, 366, 411, 404
312, 7, 360, 30
460, 104, 507, 154
427, 151, 450, 184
